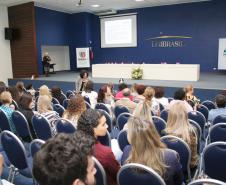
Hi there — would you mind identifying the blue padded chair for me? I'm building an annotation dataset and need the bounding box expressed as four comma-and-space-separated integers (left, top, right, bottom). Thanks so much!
53, 104, 65, 117
84, 96, 91, 105
114, 106, 130, 121
52, 97, 60, 105
12, 99, 18, 110
209, 123, 226, 143
12, 111, 33, 141
98, 131, 111, 147
0, 131, 33, 182
152, 116, 166, 136
117, 163, 166, 185
117, 130, 129, 151
116, 112, 132, 131
98, 110, 112, 133
61, 93, 67, 101
93, 157, 107, 185
63, 98, 69, 109
188, 111, 206, 134
197, 105, 209, 122
31, 114, 52, 141
55, 118, 76, 134
66, 90, 74, 98
212, 114, 226, 125
0, 110, 11, 131
189, 119, 202, 153
161, 135, 191, 181
95, 103, 111, 114
201, 100, 216, 111
160, 109, 169, 122
188, 178, 226, 185
202, 142, 226, 182
85, 101, 91, 109
30, 139, 45, 158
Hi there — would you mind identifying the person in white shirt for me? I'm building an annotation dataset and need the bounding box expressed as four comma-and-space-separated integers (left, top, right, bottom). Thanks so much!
81, 80, 98, 109
153, 86, 169, 109
168, 88, 193, 113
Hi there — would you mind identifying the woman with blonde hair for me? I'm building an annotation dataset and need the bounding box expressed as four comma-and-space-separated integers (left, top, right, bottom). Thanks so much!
37, 95, 59, 136
62, 94, 86, 127
121, 117, 183, 185
184, 84, 200, 106
165, 101, 198, 168
39, 85, 52, 100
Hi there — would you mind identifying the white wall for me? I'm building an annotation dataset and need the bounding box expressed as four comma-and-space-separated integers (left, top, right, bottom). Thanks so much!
41, 45, 70, 71
0, 6, 13, 85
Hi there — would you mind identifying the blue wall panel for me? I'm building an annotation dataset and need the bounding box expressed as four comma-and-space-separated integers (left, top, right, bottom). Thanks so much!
35, 0, 226, 73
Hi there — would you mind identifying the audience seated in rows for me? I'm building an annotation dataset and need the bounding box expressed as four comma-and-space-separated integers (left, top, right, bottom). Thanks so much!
165, 101, 198, 169
77, 109, 120, 185
0, 91, 16, 134
208, 94, 226, 123
37, 95, 59, 136
33, 131, 96, 185
121, 117, 183, 185
168, 88, 193, 112
51, 86, 65, 105
115, 88, 137, 113
18, 93, 37, 140
81, 80, 98, 109
153, 86, 169, 109
62, 94, 86, 128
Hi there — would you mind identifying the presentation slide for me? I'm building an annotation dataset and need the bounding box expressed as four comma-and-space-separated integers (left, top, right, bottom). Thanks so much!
101, 15, 137, 48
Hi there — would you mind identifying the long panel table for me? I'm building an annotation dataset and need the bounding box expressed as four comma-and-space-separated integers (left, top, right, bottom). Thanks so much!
92, 64, 200, 81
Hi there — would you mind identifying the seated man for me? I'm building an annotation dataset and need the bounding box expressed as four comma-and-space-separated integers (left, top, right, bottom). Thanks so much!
115, 88, 137, 113
208, 94, 226, 123
42, 52, 51, 77
33, 131, 96, 185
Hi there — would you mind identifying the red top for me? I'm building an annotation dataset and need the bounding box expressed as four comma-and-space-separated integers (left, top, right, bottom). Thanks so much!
115, 91, 133, 101
94, 142, 120, 185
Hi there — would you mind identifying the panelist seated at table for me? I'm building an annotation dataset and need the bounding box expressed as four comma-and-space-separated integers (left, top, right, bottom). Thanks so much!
42, 52, 51, 77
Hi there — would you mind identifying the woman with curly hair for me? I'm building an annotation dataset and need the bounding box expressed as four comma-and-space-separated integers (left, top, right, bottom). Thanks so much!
77, 109, 120, 185
62, 94, 86, 127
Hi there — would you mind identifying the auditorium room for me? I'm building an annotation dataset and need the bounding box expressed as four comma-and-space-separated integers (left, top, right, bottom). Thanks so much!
0, 0, 226, 184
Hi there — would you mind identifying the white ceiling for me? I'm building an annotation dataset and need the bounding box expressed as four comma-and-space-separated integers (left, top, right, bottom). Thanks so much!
0, 0, 211, 14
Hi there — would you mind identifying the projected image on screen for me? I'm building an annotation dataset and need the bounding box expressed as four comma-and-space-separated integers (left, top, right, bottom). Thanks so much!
105, 19, 132, 44
101, 14, 137, 48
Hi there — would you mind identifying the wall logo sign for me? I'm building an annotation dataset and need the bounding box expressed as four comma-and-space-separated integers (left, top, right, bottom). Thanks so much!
146, 35, 192, 48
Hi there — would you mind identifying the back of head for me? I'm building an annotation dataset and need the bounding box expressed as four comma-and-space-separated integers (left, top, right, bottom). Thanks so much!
136, 84, 146, 95
8, 86, 20, 102
84, 80, 94, 92
97, 85, 107, 103
215, 94, 226, 108
66, 94, 86, 114
118, 83, 128, 91
19, 93, 32, 109
0, 91, 12, 104
37, 95, 52, 113
174, 88, 186, 100
143, 87, 155, 101
51, 86, 61, 97
122, 88, 131, 97
127, 117, 166, 176
16, 81, 24, 93
33, 131, 95, 185
39, 85, 50, 96
77, 109, 104, 138
166, 101, 191, 142
154, 87, 165, 99
184, 84, 193, 94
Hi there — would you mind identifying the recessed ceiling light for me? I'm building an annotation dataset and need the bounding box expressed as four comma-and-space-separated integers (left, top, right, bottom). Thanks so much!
91, 4, 100, 8
134, 0, 144, 2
